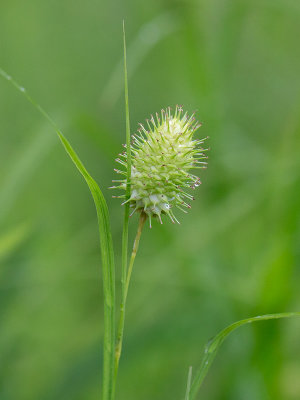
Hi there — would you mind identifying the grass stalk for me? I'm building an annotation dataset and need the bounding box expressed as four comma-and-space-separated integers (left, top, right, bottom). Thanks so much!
184, 366, 193, 400
120, 19, 132, 303
114, 212, 147, 380
112, 21, 133, 398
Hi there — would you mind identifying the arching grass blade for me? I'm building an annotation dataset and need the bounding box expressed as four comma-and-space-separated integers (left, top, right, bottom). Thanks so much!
188, 312, 300, 400
0, 67, 115, 400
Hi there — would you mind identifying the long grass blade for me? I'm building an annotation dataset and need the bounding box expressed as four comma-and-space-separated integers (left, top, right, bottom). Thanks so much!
188, 312, 300, 400
100, 12, 179, 108
0, 67, 115, 400
113, 21, 132, 392
122, 19, 132, 313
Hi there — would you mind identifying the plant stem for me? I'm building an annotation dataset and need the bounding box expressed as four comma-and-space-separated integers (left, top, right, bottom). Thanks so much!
110, 21, 133, 400
114, 212, 147, 380
121, 19, 132, 312
185, 366, 193, 400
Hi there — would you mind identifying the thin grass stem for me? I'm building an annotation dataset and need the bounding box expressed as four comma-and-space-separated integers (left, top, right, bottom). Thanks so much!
111, 22, 132, 399
121, 19, 132, 345
184, 366, 193, 400
114, 212, 147, 381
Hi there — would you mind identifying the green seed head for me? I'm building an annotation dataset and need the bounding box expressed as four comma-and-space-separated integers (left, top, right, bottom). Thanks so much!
112, 106, 208, 225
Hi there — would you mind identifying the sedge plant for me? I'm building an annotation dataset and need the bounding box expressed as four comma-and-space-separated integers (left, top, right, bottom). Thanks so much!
0, 23, 299, 400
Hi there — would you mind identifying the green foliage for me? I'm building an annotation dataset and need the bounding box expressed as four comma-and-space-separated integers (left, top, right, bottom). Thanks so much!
1, 1, 300, 400
188, 313, 300, 400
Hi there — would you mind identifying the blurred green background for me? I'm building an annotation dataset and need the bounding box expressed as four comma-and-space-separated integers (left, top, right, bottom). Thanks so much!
1, 0, 300, 399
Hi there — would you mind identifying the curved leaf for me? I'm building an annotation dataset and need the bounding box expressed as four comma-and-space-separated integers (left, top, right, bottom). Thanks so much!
188, 312, 300, 400
0, 68, 115, 400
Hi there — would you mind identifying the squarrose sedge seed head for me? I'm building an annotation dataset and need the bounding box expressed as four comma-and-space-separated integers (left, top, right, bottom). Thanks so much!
112, 106, 208, 226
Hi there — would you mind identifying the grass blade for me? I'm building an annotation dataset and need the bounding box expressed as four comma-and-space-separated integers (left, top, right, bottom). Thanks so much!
114, 21, 132, 391
122, 19, 132, 319
100, 12, 179, 108
188, 312, 300, 400
184, 366, 193, 400
0, 67, 115, 400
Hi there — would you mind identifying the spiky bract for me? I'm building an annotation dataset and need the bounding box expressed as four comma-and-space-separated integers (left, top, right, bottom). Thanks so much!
112, 106, 208, 225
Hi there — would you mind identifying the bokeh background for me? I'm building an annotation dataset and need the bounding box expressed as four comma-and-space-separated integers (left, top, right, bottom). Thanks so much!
1, 0, 300, 399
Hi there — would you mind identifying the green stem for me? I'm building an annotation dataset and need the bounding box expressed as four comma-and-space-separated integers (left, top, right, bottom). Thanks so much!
114, 212, 147, 380
111, 21, 132, 400
121, 19, 132, 304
